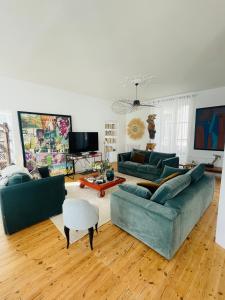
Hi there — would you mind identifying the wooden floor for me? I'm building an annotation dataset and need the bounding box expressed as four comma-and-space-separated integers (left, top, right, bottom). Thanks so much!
0, 177, 225, 300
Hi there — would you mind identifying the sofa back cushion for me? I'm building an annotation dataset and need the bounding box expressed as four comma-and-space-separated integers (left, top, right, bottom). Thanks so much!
151, 174, 192, 205
160, 165, 187, 179
7, 173, 31, 186
149, 151, 176, 165
118, 183, 152, 200
186, 164, 205, 183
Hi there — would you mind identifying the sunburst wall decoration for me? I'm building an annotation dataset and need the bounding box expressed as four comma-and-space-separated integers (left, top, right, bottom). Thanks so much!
127, 118, 145, 140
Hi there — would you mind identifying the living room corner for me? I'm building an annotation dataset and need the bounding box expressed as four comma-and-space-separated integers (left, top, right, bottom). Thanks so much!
0, 2, 225, 299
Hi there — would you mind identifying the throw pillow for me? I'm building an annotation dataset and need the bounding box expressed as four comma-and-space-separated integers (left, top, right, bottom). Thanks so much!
158, 172, 181, 184
186, 164, 205, 183
7, 173, 31, 186
133, 149, 152, 163
130, 151, 145, 164
151, 174, 192, 205
160, 165, 187, 179
137, 181, 160, 193
118, 183, 152, 200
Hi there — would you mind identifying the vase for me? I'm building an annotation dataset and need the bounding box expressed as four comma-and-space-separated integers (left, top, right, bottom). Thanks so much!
106, 169, 114, 181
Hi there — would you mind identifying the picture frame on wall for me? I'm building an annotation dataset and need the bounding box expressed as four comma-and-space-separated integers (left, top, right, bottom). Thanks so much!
194, 105, 225, 151
18, 111, 73, 176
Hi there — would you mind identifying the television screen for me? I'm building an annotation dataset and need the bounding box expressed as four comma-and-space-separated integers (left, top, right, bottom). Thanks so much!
194, 105, 225, 151
69, 132, 99, 153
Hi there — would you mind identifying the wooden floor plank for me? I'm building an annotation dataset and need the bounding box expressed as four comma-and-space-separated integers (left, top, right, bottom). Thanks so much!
0, 177, 224, 299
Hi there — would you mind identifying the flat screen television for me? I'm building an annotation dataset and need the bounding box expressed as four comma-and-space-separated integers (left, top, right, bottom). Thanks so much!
69, 132, 99, 153
194, 105, 225, 151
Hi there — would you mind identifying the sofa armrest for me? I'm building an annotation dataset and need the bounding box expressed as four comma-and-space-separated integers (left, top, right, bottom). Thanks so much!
0, 175, 65, 234
118, 152, 131, 162
162, 157, 179, 168
110, 189, 180, 259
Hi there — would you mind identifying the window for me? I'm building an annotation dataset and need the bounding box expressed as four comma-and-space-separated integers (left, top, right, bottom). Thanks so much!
0, 113, 14, 169
153, 95, 193, 163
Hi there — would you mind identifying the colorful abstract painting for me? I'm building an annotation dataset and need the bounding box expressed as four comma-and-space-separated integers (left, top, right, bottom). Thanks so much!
18, 112, 72, 175
194, 105, 225, 151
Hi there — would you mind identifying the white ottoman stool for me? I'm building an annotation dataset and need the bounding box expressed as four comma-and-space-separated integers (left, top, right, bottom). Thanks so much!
62, 198, 99, 250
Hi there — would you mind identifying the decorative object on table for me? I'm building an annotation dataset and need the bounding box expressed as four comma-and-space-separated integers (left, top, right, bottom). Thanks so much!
17, 111, 72, 176
208, 154, 222, 167
146, 143, 156, 151
194, 105, 225, 151
106, 168, 114, 181
111, 79, 156, 114
91, 160, 111, 176
38, 166, 50, 178
147, 114, 156, 139
63, 198, 99, 250
79, 173, 126, 197
127, 118, 145, 140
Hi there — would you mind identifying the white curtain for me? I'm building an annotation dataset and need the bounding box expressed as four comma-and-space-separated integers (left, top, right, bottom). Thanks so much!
153, 95, 194, 163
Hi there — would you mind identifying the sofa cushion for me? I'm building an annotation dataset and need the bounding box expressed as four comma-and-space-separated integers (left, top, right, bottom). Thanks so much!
7, 173, 31, 186
121, 161, 140, 170
130, 151, 145, 163
186, 164, 205, 183
149, 151, 176, 165
160, 165, 187, 179
133, 149, 152, 164
137, 164, 162, 176
118, 183, 152, 200
137, 181, 160, 193
151, 174, 192, 205
156, 159, 162, 168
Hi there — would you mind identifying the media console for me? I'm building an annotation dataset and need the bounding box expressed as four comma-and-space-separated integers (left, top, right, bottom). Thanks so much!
65, 152, 102, 178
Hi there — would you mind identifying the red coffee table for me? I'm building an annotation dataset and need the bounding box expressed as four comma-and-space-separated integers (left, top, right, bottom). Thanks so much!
79, 173, 126, 197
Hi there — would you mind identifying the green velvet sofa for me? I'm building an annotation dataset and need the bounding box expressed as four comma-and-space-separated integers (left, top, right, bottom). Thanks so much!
118, 150, 179, 181
110, 166, 215, 260
0, 175, 65, 234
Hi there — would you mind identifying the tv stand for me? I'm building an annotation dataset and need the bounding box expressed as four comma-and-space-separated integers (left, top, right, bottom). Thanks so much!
65, 152, 102, 179
89, 151, 97, 155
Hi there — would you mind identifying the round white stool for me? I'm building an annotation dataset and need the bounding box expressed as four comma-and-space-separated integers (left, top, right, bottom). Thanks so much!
62, 198, 99, 250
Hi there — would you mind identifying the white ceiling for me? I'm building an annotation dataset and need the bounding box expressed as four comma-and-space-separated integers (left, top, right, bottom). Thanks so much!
0, 0, 225, 101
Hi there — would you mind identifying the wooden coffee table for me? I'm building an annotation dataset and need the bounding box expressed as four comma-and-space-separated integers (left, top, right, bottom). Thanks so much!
79, 173, 126, 197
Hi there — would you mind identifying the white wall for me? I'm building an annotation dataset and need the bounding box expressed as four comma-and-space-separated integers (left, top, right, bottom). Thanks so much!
0, 77, 126, 168
216, 147, 225, 249
187, 87, 225, 167
125, 86, 225, 167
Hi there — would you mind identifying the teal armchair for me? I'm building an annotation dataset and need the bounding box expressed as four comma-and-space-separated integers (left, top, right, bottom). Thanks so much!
0, 175, 65, 234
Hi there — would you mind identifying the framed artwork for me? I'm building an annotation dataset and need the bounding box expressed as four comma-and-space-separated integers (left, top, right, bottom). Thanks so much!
194, 105, 225, 151
18, 111, 73, 175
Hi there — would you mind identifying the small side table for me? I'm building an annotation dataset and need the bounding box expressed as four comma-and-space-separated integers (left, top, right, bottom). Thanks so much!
62, 198, 99, 250
179, 163, 196, 169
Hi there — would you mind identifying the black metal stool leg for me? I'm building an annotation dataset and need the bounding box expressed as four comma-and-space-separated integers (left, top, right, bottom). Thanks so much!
64, 226, 70, 249
95, 222, 98, 234
88, 227, 94, 250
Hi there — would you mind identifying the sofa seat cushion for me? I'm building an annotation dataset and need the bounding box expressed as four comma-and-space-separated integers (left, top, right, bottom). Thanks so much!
151, 174, 192, 205
137, 164, 162, 175
118, 183, 152, 200
149, 151, 176, 166
120, 161, 140, 170
186, 164, 205, 183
